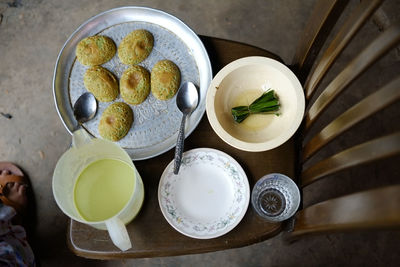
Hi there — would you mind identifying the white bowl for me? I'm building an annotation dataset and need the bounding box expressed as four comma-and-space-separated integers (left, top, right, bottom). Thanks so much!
206, 56, 305, 152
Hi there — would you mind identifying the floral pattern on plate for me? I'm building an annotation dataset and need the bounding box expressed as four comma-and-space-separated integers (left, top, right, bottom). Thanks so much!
158, 148, 250, 239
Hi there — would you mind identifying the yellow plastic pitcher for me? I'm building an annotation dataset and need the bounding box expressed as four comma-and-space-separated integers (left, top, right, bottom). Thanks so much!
52, 129, 144, 251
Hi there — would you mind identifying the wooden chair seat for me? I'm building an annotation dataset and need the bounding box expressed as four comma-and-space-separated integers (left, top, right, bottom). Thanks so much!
68, 37, 293, 259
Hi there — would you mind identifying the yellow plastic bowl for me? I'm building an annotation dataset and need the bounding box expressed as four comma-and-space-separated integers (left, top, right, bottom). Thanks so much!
206, 56, 305, 152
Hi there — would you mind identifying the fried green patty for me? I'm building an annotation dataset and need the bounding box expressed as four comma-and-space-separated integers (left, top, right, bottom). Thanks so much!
76, 35, 116, 66
120, 65, 150, 105
83, 66, 119, 102
151, 60, 181, 100
118, 29, 154, 65
98, 102, 133, 142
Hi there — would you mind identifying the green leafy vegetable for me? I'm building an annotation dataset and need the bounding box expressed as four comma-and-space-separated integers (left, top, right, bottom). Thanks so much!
231, 90, 280, 123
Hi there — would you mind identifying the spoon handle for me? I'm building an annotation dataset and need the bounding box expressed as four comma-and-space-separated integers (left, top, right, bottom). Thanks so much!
174, 113, 187, 174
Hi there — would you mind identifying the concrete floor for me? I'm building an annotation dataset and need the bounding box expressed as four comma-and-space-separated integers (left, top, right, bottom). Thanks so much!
1, 0, 399, 266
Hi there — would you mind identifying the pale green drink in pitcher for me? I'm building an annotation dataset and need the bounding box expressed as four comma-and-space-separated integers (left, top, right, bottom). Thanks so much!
73, 159, 135, 222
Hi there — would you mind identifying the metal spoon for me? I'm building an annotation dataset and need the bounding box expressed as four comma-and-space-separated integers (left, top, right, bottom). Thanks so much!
174, 82, 199, 174
73, 92, 97, 129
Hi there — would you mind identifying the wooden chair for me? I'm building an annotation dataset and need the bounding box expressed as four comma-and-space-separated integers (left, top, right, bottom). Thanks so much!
67, 0, 400, 258
288, 0, 400, 239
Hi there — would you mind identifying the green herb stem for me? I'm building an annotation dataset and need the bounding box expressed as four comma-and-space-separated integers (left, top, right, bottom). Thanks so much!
231, 90, 280, 123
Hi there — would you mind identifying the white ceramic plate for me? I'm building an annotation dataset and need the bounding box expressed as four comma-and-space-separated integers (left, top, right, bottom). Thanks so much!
158, 148, 250, 239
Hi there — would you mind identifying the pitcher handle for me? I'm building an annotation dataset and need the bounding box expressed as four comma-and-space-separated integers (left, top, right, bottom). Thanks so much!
72, 128, 92, 148
105, 217, 132, 251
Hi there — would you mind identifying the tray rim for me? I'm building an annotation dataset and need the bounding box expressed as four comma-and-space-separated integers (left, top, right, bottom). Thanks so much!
53, 6, 212, 160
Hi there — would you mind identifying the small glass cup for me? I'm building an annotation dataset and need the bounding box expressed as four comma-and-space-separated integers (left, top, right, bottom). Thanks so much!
251, 173, 300, 222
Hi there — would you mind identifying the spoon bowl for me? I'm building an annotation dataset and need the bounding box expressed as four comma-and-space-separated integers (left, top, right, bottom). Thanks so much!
176, 82, 199, 114
73, 92, 97, 126
174, 82, 199, 174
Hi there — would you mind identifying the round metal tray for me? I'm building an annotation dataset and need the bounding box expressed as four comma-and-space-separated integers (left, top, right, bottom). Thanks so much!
53, 7, 212, 160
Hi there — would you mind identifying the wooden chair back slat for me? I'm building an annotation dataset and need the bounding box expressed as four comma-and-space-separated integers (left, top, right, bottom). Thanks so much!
302, 77, 400, 162
290, 185, 400, 239
305, 22, 400, 131
291, 0, 348, 83
287, 1, 400, 241
301, 132, 400, 187
304, 0, 383, 100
